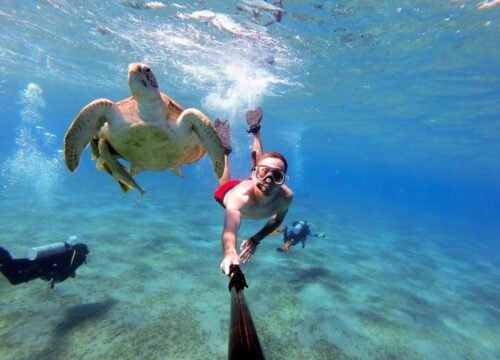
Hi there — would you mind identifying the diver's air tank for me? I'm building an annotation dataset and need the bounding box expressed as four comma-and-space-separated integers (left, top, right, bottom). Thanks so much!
292, 221, 306, 235
27, 242, 70, 260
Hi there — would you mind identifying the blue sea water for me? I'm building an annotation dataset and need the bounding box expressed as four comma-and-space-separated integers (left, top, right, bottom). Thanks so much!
0, 1, 499, 359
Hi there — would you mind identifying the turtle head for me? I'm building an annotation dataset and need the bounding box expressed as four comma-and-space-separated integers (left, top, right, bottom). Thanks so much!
128, 63, 160, 99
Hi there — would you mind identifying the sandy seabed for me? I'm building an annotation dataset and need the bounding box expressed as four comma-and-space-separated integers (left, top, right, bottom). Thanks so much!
0, 179, 498, 360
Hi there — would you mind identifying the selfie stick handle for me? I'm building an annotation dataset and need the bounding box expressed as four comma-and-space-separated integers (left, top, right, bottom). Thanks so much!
228, 265, 265, 360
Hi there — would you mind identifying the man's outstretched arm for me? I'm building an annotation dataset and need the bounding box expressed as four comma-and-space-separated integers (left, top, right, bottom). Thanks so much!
220, 208, 242, 275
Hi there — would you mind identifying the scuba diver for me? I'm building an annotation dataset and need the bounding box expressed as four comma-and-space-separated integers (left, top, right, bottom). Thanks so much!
275, 220, 325, 253
0, 241, 89, 288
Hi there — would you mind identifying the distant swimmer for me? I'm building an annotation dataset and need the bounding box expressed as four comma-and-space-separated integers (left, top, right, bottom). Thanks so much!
241, 0, 284, 13
237, 0, 285, 26
477, 0, 500, 9
274, 220, 326, 253
178, 10, 217, 22
179, 11, 258, 36
63, 63, 225, 195
121, 0, 166, 10
96, 25, 112, 35
214, 107, 293, 275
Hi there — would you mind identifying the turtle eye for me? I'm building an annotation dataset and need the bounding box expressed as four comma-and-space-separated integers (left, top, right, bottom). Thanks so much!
145, 67, 151, 73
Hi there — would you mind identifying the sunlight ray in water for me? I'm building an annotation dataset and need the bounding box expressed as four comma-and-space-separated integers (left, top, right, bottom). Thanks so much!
1, 83, 63, 208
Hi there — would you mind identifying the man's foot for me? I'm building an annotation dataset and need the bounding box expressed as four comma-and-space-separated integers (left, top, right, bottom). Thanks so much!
246, 107, 263, 134
214, 118, 232, 155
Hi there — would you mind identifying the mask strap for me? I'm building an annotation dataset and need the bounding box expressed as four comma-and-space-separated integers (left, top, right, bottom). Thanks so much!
251, 151, 257, 171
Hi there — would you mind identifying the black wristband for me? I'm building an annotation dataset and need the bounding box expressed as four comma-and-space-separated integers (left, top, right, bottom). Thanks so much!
250, 236, 260, 246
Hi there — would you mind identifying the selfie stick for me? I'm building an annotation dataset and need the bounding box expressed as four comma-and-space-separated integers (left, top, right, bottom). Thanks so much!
228, 265, 265, 360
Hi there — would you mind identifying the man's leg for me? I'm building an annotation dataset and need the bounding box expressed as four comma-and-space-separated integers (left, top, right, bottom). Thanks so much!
219, 154, 231, 186
246, 107, 264, 167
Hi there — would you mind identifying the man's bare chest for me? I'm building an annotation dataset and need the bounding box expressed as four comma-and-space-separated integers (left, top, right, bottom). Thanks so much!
240, 197, 281, 220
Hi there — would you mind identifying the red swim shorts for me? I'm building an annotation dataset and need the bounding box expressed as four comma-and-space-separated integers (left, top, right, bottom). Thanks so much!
214, 180, 241, 208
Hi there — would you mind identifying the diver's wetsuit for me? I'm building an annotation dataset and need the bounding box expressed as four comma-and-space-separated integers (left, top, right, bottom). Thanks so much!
0, 243, 89, 288
283, 222, 320, 248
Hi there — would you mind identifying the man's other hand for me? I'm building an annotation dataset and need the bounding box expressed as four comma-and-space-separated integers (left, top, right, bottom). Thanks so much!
239, 239, 257, 263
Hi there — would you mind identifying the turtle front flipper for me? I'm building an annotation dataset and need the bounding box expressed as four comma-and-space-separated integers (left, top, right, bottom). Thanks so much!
64, 99, 117, 172
177, 108, 225, 179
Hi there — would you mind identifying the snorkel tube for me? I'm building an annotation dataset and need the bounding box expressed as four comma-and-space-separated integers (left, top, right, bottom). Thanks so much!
251, 150, 257, 171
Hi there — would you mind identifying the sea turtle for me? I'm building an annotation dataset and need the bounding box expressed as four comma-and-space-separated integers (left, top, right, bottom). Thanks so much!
64, 63, 225, 194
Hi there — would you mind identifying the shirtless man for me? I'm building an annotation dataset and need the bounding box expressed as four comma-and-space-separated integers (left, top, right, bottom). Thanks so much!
214, 107, 293, 276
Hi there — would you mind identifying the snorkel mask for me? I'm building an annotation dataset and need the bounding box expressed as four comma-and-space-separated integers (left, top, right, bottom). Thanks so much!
255, 165, 286, 185
254, 164, 286, 196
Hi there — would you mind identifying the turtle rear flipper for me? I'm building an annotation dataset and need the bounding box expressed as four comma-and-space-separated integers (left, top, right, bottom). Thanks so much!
246, 107, 263, 134
90, 138, 100, 160
97, 139, 146, 196
99, 160, 132, 193
177, 108, 225, 179
214, 118, 232, 155
64, 99, 117, 172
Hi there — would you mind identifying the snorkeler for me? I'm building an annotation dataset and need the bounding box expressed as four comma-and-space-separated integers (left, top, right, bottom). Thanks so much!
477, 0, 500, 10
214, 107, 293, 276
275, 220, 325, 253
0, 241, 89, 288
237, 0, 285, 26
